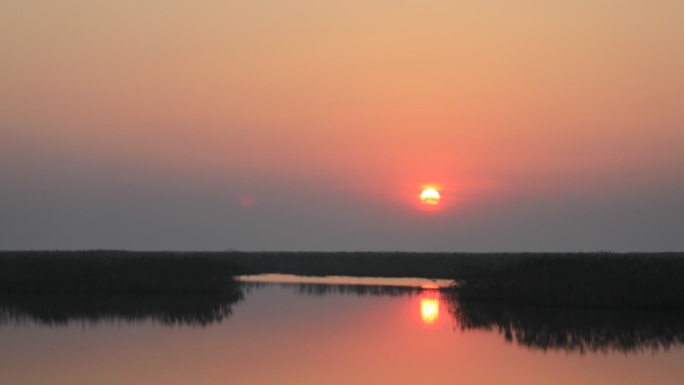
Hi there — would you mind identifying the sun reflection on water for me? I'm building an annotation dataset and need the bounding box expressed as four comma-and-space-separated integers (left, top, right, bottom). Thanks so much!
420, 291, 440, 325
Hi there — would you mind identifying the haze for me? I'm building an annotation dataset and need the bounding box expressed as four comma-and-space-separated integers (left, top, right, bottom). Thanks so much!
1, 1, 683, 251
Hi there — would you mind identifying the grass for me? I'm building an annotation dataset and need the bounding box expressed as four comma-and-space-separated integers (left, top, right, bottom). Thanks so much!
218, 251, 522, 278
452, 254, 684, 308
0, 251, 240, 294
1, 251, 683, 308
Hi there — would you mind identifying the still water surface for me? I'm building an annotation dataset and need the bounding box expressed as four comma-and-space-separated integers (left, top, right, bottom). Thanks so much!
1, 276, 683, 385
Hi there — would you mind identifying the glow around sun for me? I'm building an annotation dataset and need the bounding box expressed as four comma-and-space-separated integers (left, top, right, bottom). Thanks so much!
420, 188, 440, 205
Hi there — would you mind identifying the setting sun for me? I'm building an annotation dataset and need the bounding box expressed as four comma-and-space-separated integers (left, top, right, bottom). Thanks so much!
420, 188, 441, 205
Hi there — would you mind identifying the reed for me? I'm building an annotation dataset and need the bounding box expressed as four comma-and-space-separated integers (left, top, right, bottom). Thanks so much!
452, 254, 684, 308
0, 251, 239, 294
2, 251, 683, 308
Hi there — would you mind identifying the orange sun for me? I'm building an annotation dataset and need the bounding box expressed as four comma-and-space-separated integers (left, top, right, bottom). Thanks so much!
420, 188, 440, 205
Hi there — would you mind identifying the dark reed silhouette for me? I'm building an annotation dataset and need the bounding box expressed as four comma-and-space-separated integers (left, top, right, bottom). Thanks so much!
444, 294, 684, 354
4, 250, 683, 280
0, 290, 243, 327
225, 251, 523, 278
452, 255, 684, 308
0, 251, 240, 294
3, 251, 684, 307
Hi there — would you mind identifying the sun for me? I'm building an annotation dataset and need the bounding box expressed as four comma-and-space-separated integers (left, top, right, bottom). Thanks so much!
420, 188, 440, 205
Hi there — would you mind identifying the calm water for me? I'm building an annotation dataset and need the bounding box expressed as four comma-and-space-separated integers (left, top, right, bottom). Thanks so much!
1, 276, 683, 385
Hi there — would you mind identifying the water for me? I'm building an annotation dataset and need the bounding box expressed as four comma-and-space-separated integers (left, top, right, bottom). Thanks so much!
1, 277, 683, 385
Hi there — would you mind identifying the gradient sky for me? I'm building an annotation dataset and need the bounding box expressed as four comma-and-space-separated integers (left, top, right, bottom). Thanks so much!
1, 0, 683, 251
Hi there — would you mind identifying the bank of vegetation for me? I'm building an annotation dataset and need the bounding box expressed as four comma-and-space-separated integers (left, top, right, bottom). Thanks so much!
0, 251, 239, 294
453, 255, 684, 308
219, 251, 517, 278
1, 251, 683, 308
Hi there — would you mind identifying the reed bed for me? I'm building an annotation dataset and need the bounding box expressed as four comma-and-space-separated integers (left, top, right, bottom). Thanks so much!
453, 254, 684, 308
2, 251, 683, 308
0, 251, 239, 294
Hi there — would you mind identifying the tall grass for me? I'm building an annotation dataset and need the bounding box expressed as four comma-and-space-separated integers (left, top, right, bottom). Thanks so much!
453, 255, 684, 308
220, 251, 522, 278
0, 251, 239, 294
3, 251, 683, 308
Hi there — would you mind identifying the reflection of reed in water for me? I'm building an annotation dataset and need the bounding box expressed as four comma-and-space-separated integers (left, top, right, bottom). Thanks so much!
445, 294, 684, 354
242, 281, 422, 297
0, 289, 243, 327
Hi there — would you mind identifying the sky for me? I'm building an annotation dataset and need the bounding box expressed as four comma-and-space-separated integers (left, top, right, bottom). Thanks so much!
1, 0, 683, 251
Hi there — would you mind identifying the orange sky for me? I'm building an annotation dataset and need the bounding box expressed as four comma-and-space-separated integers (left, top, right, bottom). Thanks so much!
1, 1, 683, 250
